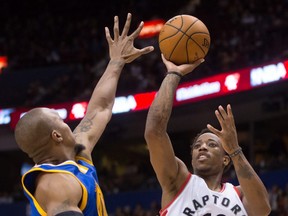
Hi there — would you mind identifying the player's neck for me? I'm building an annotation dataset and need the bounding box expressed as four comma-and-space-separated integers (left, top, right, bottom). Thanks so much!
206, 181, 223, 192
201, 174, 223, 192
35, 152, 75, 165
36, 158, 67, 165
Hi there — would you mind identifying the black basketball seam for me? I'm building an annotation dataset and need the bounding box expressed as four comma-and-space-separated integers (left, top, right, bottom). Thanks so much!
182, 18, 200, 63
169, 15, 187, 61
159, 16, 186, 44
159, 23, 183, 62
169, 16, 200, 62
161, 16, 187, 61
159, 16, 209, 63
159, 23, 181, 43
190, 32, 210, 36
158, 17, 198, 43
188, 33, 210, 56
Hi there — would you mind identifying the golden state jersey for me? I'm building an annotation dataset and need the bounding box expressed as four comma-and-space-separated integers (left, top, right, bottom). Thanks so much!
160, 174, 248, 216
22, 157, 107, 216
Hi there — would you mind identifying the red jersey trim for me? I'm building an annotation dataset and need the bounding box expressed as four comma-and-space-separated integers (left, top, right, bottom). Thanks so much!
159, 173, 192, 215
219, 183, 226, 193
233, 186, 242, 200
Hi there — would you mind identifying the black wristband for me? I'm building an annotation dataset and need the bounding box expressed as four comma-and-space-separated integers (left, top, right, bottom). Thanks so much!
166, 71, 183, 78
55, 211, 84, 216
229, 147, 242, 158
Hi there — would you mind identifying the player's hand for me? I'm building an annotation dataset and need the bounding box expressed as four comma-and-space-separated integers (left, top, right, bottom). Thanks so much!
161, 54, 204, 76
105, 13, 154, 64
207, 104, 240, 154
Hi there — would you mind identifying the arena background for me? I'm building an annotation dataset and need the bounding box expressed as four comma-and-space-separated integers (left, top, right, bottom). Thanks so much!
0, 0, 287, 215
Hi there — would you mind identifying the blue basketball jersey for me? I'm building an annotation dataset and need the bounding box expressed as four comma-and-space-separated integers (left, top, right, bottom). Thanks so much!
22, 157, 107, 216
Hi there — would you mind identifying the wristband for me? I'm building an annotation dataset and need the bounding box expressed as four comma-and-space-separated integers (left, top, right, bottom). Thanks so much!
166, 71, 183, 78
229, 147, 242, 158
55, 211, 84, 216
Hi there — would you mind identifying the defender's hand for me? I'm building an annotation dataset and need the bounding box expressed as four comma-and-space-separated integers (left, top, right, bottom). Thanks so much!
105, 13, 154, 64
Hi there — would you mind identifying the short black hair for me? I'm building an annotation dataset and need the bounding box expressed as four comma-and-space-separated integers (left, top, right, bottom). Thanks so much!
191, 128, 212, 148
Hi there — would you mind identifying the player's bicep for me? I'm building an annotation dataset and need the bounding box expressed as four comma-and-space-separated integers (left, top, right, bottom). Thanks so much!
35, 173, 83, 216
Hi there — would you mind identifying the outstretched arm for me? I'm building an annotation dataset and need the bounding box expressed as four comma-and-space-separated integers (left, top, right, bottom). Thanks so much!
207, 104, 271, 216
74, 13, 154, 160
144, 55, 204, 200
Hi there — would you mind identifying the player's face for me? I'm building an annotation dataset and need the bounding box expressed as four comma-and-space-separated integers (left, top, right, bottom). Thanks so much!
191, 132, 226, 175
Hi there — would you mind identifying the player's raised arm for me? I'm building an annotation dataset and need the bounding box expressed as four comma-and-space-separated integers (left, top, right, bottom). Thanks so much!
144, 55, 204, 200
74, 13, 154, 160
207, 104, 271, 216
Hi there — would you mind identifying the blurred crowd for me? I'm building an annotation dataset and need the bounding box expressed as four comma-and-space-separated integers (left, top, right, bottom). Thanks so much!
111, 202, 161, 216
268, 184, 288, 216
0, 0, 288, 108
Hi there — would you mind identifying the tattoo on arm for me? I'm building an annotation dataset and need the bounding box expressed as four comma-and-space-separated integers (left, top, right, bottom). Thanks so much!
79, 119, 93, 132
148, 77, 178, 127
150, 105, 169, 125
236, 157, 253, 179
76, 114, 96, 133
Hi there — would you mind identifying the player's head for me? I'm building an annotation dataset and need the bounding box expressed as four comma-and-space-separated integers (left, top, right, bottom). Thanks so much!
190, 128, 232, 176
14, 107, 76, 163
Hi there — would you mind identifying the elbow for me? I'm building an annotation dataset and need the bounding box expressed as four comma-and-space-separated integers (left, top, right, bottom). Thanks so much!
254, 201, 271, 216
263, 203, 271, 216
144, 123, 163, 144
106, 111, 113, 122
144, 119, 156, 140
263, 191, 272, 215
144, 116, 167, 144
259, 207, 271, 216
144, 126, 155, 143
101, 108, 113, 123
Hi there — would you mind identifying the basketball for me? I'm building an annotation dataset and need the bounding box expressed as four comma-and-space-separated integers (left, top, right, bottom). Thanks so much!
159, 15, 210, 65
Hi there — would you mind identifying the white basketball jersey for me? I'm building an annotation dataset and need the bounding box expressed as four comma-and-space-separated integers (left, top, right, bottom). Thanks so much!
160, 174, 248, 216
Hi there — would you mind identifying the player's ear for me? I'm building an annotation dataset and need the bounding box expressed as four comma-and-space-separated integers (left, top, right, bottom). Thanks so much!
223, 155, 231, 167
51, 130, 63, 143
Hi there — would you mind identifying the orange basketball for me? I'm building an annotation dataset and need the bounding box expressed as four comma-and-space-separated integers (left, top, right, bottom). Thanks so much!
159, 15, 210, 65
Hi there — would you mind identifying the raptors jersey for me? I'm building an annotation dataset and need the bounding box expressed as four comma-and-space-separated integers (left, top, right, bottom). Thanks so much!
22, 157, 107, 216
160, 174, 248, 216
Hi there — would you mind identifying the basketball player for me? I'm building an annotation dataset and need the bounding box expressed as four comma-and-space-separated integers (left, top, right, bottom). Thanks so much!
144, 55, 271, 216
14, 13, 154, 216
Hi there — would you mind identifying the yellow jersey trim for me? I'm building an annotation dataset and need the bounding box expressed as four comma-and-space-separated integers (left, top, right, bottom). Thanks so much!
22, 166, 88, 214
76, 156, 93, 165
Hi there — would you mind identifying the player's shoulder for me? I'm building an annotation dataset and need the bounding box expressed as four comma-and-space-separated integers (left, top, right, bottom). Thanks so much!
36, 172, 81, 193
34, 172, 83, 214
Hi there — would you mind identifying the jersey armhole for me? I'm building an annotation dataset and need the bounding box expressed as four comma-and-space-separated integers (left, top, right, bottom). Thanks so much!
233, 186, 243, 200
159, 173, 192, 215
